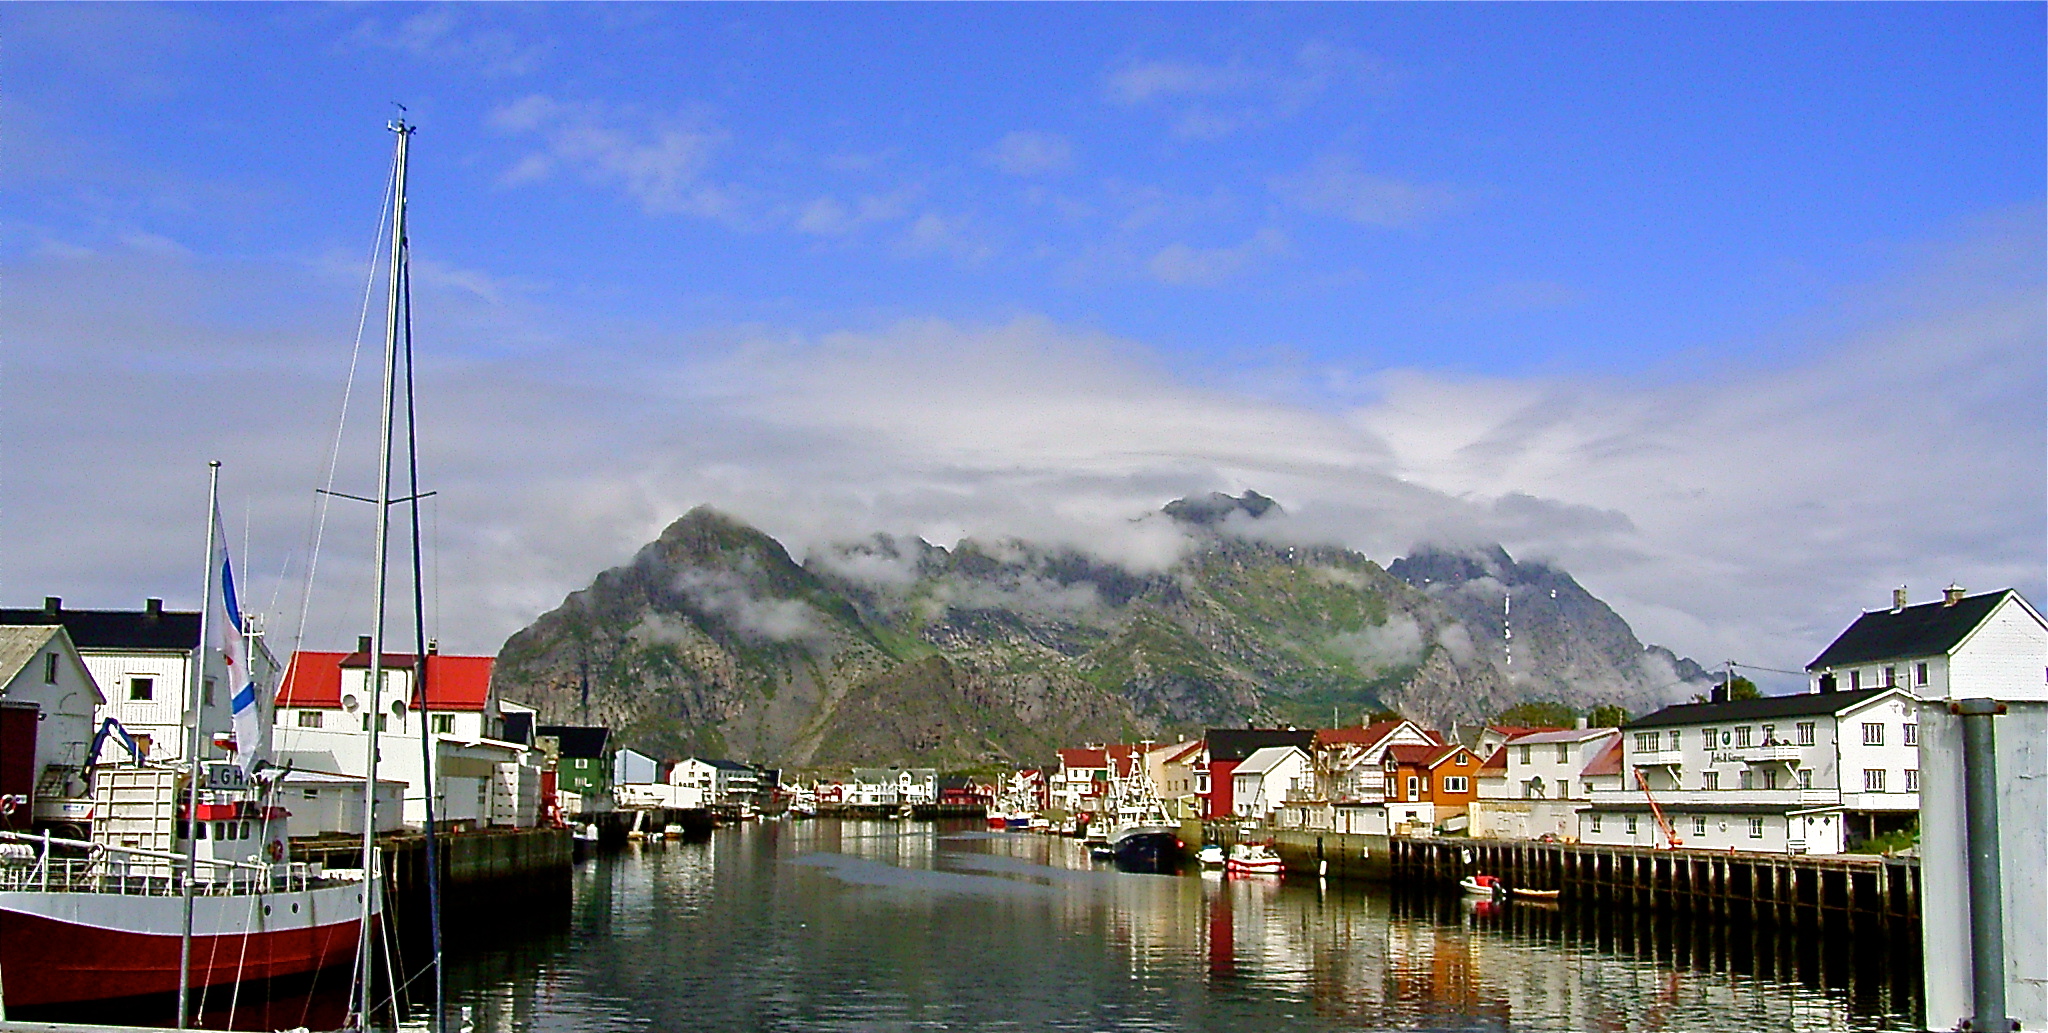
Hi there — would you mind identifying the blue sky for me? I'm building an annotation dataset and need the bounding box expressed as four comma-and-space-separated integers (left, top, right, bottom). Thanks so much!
4, 3, 2043, 684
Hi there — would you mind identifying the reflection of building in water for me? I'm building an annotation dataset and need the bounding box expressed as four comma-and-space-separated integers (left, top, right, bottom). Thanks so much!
1278, 887, 1914, 1030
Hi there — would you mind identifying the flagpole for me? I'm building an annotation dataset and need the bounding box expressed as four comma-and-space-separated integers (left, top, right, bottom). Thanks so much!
177, 460, 222, 1029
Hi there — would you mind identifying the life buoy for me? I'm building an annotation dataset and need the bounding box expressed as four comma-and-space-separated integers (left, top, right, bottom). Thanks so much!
266, 839, 286, 863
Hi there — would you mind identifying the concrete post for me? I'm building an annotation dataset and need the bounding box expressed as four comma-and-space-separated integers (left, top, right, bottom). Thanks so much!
1956, 698, 2008, 1033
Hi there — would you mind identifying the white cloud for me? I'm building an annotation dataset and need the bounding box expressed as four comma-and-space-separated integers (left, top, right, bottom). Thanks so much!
1106, 43, 1383, 140
1146, 228, 1287, 286
982, 132, 1076, 177
348, 8, 545, 77
2, 212, 2038, 681
1272, 156, 1460, 228
489, 95, 737, 220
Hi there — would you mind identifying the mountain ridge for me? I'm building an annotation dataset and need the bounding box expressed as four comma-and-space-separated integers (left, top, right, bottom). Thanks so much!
493, 495, 1710, 768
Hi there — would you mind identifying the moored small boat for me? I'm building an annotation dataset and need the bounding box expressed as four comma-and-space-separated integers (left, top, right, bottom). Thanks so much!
1460, 873, 1504, 897
1197, 844, 1225, 868
1510, 886, 1561, 901
1224, 842, 1285, 876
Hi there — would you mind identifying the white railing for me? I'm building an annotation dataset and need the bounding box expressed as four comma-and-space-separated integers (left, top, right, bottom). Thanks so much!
0, 830, 321, 897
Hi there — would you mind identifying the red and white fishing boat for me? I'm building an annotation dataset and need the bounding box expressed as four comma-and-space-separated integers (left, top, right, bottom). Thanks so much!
0, 764, 378, 1007
1223, 842, 1286, 877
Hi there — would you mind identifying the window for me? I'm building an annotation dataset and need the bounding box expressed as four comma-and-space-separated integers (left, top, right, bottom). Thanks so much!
1749, 817, 1764, 838
1634, 732, 1659, 752
1703, 771, 1720, 791
1519, 745, 1531, 765
1406, 775, 1419, 801
1864, 769, 1886, 792
1626, 814, 1639, 836
1799, 770, 1812, 789
1669, 730, 1681, 751
1796, 722, 1815, 746
1761, 770, 1777, 790
1556, 743, 1569, 763
1558, 780, 1572, 798
1903, 724, 1917, 747
1905, 769, 1919, 792
1590, 813, 1602, 833
1693, 815, 1706, 837
129, 677, 154, 701
43, 653, 57, 683
1702, 728, 1717, 750
1883, 666, 1897, 688
1862, 723, 1883, 746
1739, 770, 1753, 791
362, 714, 388, 732
204, 677, 216, 707
1850, 670, 1862, 691
432, 714, 454, 733
1735, 726, 1752, 748
1915, 662, 1929, 686
1442, 776, 1469, 794
297, 711, 324, 728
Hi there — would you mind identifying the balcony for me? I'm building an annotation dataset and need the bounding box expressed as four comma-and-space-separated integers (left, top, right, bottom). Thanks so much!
1632, 750, 1684, 768
1738, 743, 1804, 764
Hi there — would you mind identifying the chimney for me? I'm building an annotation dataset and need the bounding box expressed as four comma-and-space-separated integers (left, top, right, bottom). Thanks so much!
427, 639, 439, 655
1891, 586, 1907, 613
1710, 683, 1728, 704
1943, 583, 1965, 607
144, 597, 163, 620
356, 634, 373, 655
42, 596, 60, 618
1575, 716, 1589, 730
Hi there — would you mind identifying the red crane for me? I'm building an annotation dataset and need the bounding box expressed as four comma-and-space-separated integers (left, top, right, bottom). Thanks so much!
1634, 767, 1684, 849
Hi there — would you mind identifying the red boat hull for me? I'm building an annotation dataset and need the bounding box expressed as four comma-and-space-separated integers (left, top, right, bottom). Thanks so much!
0, 897, 368, 1007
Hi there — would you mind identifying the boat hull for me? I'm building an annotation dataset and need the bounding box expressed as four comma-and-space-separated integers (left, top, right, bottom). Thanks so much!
1109, 828, 1182, 873
0, 880, 374, 1007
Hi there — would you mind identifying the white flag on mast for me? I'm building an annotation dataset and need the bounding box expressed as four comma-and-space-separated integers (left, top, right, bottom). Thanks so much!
210, 507, 265, 772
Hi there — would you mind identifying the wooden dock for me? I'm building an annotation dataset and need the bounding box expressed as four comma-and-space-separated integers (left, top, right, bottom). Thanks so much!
1390, 836, 1919, 927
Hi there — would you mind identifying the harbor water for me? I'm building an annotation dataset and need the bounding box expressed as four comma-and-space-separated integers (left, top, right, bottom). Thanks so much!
434, 818, 1918, 1033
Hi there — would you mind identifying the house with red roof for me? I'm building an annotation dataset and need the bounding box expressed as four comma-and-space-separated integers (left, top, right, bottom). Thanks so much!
1311, 720, 1441, 803
271, 636, 538, 830
1468, 725, 1621, 841
1382, 742, 1484, 830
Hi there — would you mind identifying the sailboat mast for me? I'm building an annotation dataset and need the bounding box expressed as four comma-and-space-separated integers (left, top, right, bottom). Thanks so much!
358, 116, 412, 1033
176, 460, 222, 1030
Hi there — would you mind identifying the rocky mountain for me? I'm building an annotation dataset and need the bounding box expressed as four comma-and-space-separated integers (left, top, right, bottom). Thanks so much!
492, 493, 1710, 770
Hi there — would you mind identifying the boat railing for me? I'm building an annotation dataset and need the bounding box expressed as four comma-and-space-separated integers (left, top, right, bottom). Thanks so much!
0, 829, 323, 897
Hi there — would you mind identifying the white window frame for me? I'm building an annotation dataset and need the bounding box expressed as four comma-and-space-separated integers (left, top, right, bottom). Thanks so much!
1796, 722, 1815, 746
1902, 723, 1917, 747
1441, 776, 1468, 794
1749, 817, 1764, 838
1702, 771, 1719, 791
1864, 768, 1886, 792
1862, 723, 1883, 746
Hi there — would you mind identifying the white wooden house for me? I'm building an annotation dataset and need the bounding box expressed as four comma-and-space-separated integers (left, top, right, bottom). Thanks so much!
0, 625, 103, 832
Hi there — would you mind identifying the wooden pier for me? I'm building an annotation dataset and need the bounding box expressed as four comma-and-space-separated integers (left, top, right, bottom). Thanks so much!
1389, 837, 1918, 927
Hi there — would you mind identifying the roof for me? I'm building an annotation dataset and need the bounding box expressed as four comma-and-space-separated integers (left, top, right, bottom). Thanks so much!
1487, 725, 1563, 738
1315, 720, 1424, 748
1205, 728, 1315, 763
1579, 737, 1624, 777
276, 651, 495, 711
1583, 802, 1838, 816
1505, 727, 1618, 747
1479, 748, 1508, 772
1623, 687, 1898, 729
1385, 743, 1466, 768
1807, 590, 2021, 670
682, 756, 753, 772
1235, 745, 1306, 776
1161, 740, 1204, 765
537, 725, 611, 759
1058, 747, 1108, 770
0, 600, 199, 652
0, 625, 62, 686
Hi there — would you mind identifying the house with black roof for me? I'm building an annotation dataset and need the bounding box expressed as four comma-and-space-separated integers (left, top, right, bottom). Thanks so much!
537, 724, 612, 808
1199, 728, 1315, 819
0, 596, 281, 766
1805, 586, 2046, 703
1578, 586, 2045, 855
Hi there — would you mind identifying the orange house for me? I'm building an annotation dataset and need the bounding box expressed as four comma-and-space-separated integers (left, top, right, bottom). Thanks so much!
1382, 744, 1484, 823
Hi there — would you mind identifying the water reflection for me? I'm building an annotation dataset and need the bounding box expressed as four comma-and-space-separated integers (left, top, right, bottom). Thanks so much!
434, 820, 1916, 1032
